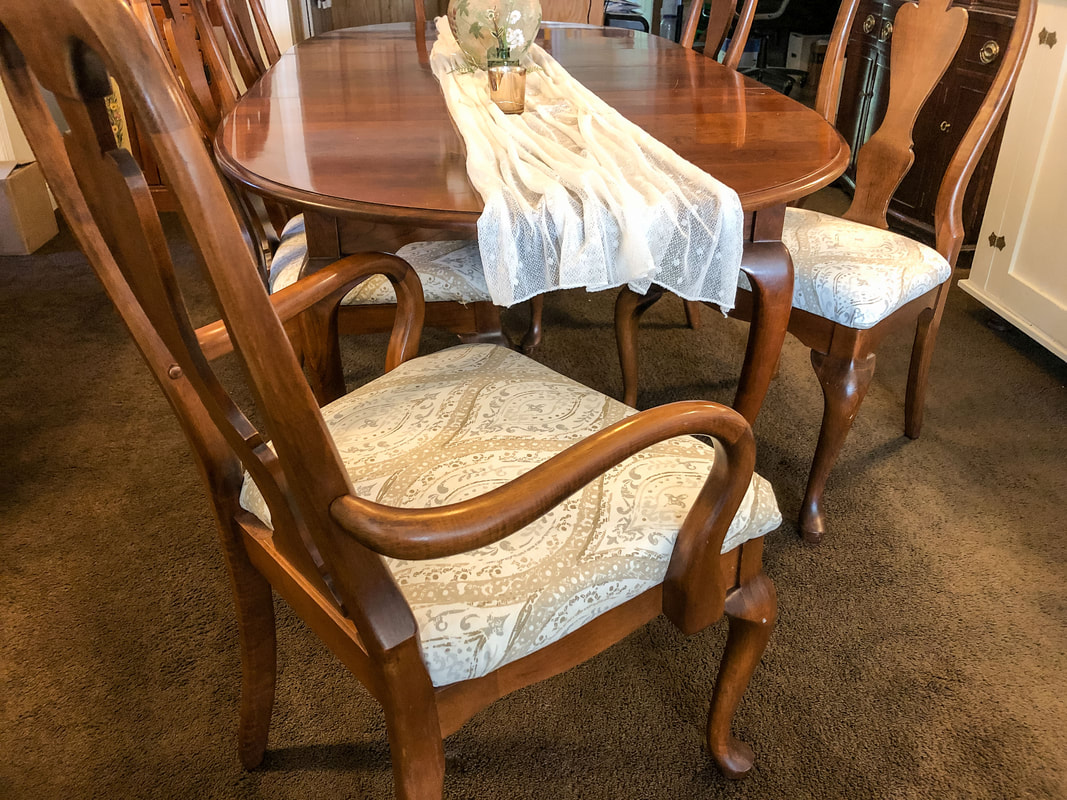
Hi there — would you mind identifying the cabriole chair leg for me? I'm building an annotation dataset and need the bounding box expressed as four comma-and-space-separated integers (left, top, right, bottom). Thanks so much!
707, 573, 777, 779
800, 348, 876, 543
905, 302, 943, 440
615, 285, 666, 407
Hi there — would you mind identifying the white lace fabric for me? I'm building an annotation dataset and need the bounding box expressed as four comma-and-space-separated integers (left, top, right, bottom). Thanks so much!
430, 18, 745, 309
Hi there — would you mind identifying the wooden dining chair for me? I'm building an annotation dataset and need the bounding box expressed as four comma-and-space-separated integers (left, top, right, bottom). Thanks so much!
0, 0, 788, 796
145, 0, 511, 349
211, 0, 280, 87
618, 0, 1037, 543
679, 0, 759, 66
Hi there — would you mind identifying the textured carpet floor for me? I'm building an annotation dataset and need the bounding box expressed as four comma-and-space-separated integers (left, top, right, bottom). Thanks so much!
2, 216, 1065, 800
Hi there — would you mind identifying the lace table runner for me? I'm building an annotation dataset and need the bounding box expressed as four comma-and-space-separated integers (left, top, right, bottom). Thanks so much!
429, 17, 744, 309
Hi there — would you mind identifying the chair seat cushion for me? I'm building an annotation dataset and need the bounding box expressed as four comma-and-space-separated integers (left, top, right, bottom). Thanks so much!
239, 344, 781, 687
740, 207, 952, 329
269, 215, 491, 305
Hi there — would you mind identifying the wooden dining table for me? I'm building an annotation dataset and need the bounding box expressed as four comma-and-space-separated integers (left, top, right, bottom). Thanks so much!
215, 21, 849, 422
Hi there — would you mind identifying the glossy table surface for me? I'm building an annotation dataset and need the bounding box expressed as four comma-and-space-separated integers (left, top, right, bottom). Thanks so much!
215, 23, 849, 228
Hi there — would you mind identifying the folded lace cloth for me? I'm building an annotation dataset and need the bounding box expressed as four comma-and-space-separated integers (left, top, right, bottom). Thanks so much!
429, 17, 745, 309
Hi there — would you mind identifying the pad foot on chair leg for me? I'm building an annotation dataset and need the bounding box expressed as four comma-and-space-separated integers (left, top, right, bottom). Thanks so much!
712, 736, 756, 779
799, 499, 825, 544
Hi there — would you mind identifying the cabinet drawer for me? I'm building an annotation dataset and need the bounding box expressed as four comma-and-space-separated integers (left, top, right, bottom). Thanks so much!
955, 9, 1016, 81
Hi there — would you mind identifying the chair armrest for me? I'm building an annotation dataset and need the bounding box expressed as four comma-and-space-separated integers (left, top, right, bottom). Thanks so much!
330, 399, 754, 628
331, 398, 752, 548
196, 251, 425, 370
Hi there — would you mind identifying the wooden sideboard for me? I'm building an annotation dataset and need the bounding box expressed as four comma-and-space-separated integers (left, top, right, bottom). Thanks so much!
835, 0, 1019, 254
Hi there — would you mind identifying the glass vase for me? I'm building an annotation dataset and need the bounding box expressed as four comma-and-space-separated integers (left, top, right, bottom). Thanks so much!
448, 0, 542, 70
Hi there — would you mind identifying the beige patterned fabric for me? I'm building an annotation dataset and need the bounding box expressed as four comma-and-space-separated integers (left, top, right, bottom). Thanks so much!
240, 344, 781, 687
741, 207, 951, 329
269, 215, 491, 305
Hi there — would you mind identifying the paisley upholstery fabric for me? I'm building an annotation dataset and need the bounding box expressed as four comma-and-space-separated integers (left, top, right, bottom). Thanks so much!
740, 207, 951, 329
239, 344, 782, 687
268, 215, 491, 305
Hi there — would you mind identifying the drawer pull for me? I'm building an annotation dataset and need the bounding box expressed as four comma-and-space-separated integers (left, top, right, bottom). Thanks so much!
979, 40, 1000, 64
880, 20, 893, 41
988, 232, 1007, 251
863, 14, 877, 34
1038, 28, 1057, 49
939, 120, 952, 132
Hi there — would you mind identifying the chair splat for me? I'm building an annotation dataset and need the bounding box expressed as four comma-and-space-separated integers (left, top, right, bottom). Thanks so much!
845, 0, 968, 229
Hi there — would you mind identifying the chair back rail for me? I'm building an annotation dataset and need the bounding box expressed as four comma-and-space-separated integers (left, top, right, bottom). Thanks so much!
680, 0, 759, 69
815, 0, 1036, 265
214, 0, 280, 86
153, 0, 240, 132
136, 0, 275, 278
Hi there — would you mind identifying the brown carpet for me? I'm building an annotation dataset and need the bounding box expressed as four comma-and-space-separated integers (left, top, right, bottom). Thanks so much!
2, 214, 1065, 800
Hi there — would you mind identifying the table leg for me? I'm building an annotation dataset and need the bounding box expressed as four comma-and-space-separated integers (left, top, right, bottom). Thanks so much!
729, 241, 793, 425
613, 205, 793, 424
615, 285, 666, 407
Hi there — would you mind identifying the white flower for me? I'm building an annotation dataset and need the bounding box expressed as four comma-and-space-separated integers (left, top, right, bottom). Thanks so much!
506, 27, 525, 49
508, 9, 521, 24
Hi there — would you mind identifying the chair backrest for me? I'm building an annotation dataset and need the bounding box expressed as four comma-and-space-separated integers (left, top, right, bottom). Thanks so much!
133, 0, 277, 276
679, 0, 759, 69
0, 0, 418, 656
815, 0, 1036, 266
146, 0, 241, 134
214, 0, 281, 86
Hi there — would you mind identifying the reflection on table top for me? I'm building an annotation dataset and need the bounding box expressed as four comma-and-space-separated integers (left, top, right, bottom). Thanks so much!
215, 23, 849, 227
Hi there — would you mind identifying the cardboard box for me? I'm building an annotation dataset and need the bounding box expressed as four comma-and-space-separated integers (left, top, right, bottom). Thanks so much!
786, 33, 829, 74
0, 161, 58, 255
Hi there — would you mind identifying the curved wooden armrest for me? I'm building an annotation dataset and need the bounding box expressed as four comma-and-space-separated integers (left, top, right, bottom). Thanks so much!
196, 252, 425, 369
330, 401, 755, 576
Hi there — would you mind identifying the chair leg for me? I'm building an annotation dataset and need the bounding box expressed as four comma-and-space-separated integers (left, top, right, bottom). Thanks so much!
383, 673, 446, 800
614, 285, 665, 406
228, 549, 277, 769
732, 242, 793, 426
458, 301, 512, 348
684, 299, 702, 329
905, 305, 939, 440
800, 347, 876, 543
707, 573, 777, 779
298, 305, 347, 405
521, 295, 545, 353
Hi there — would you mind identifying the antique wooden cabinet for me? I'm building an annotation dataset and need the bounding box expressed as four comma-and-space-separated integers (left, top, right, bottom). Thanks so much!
835, 0, 1019, 253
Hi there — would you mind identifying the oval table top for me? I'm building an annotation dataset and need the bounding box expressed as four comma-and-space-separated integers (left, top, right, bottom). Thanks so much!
216, 23, 849, 228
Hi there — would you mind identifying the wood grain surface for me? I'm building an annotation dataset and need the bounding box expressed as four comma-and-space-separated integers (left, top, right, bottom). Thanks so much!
215, 23, 849, 227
